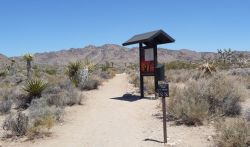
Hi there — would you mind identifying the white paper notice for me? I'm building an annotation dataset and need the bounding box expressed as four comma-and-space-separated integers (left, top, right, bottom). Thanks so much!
144, 48, 154, 61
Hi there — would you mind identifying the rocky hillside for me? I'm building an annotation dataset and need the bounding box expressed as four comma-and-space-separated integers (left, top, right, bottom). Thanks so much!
0, 54, 9, 67
30, 44, 218, 66
2, 44, 249, 66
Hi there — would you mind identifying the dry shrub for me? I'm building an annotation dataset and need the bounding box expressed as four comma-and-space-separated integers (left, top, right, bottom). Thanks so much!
79, 78, 100, 90
3, 112, 29, 136
129, 73, 140, 87
166, 69, 201, 83
244, 108, 250, 122
144, 77, 155, 95
168, 73, 244, 125
43, 82, 82, 106
168, 79, 209, 125
228, 68, 250, 77
215, 118, 250, 147
29, 98, 64, 121
206, 73, 243, 116
228, 68, 250, 89
27, 115, 55, 140
0, 99, 12, 114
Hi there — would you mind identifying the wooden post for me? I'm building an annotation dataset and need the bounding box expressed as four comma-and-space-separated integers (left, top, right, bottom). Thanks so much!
154, 44, 158, 97
162, 96, 167, 143
139, 43, 144, 98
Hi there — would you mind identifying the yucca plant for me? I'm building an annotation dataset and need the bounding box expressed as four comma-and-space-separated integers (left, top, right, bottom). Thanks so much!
23, 79, 48, 97
65, 61, 82, 86
23, 54, 34, 79
82, 59, 97, 73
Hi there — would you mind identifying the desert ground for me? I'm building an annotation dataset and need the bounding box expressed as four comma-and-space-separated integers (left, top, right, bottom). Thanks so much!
0, 73, 217, 147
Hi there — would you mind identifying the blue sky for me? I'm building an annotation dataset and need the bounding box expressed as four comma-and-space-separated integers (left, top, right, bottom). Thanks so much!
0, 0, 250, 57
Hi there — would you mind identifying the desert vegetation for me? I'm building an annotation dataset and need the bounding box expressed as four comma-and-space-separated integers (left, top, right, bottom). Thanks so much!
127, 49, 250, 146
0, 54, 117, 141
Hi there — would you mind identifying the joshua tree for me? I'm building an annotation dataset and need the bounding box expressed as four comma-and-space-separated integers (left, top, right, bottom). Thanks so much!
23, 54, 33, 79
217, 48, 234, 64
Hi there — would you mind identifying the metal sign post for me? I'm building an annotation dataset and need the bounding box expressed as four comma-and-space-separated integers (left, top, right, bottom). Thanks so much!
158, 82, 169, 143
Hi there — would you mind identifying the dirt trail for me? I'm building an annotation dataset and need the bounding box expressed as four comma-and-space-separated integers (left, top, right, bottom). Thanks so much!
2, 73, 214, 147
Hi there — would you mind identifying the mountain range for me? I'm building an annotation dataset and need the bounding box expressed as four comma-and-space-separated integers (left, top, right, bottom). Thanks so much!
0, 44, 249, 67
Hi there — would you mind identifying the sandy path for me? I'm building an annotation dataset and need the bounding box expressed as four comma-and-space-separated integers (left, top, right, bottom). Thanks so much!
2, 73, 214, 147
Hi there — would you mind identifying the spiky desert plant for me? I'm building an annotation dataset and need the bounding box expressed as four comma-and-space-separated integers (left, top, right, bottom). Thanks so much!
82, 59, 97, 73
23, 54, 33, 79
198, 62, 216, 75
23, 79, 48, 97
65, 61, 82, 86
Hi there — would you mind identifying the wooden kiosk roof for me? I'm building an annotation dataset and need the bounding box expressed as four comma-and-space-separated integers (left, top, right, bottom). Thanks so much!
122, 30, 175, 46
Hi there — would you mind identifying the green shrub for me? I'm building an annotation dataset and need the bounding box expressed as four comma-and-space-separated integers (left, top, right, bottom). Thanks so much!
45, 68, 57, 75
165, 61, 196, 70
215, 118, 250, 147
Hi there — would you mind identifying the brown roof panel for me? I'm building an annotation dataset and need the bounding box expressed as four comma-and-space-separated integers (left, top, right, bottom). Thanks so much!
122, 30, 175, 46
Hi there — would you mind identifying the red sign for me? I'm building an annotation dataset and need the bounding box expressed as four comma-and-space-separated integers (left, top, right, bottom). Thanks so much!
140, 48, 155, 75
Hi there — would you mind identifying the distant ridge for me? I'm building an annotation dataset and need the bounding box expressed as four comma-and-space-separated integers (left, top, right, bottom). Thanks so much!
31, 44, 218, 65
1, 44, 249, 66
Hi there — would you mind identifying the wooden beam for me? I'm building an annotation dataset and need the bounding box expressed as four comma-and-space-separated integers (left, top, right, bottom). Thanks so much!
139, 43, 144, 98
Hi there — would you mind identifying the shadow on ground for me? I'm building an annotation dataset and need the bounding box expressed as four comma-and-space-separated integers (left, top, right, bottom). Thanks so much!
110, 93, 153, 102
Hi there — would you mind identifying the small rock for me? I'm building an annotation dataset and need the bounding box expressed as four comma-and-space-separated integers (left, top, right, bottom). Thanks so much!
20, 136, 28, 142
207, 135, 213, 141
167, 142, 177, 146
